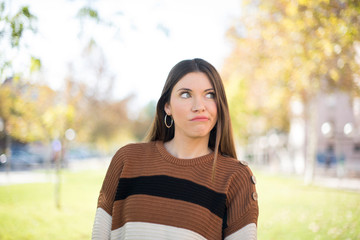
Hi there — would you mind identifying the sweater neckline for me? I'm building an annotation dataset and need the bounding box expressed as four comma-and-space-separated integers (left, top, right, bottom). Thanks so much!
155, 141, 214, 166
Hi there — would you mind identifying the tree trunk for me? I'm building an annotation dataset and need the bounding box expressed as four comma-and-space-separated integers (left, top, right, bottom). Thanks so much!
4, 120, 12, 174
304, 96, 318, 185
54, 138, 65, 210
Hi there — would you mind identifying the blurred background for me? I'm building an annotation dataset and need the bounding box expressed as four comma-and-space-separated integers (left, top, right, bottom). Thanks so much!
0, 0, 360, 239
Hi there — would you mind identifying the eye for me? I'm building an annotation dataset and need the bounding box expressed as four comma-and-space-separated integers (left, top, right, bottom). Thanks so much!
205, 92, 215, 99
180, 92, 191, 98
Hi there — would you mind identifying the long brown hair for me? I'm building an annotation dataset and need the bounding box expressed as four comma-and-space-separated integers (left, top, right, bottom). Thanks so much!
146, 58, 237, 174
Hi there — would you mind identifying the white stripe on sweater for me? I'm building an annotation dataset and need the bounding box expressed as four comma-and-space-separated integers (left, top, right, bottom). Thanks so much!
225, 223, 257, 240
92, 207, 257, 240
92, 208, 112, 240
111, 221, 207, 240
92, 208, 206, 240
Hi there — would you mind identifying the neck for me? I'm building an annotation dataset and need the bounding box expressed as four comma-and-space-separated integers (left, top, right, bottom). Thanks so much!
164, 135, 211, 159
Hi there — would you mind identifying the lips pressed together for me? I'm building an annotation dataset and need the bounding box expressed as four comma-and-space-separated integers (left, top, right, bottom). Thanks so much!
190, 116, 209, 121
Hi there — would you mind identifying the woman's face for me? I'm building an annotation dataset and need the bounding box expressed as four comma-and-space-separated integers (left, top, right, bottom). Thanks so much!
164, 72, 217, 141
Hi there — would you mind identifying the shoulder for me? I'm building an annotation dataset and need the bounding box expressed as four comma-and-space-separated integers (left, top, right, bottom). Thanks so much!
114, 141, 157, 157
219, 155, 258, 204
217, 154, 256, 190
218, 154, 254, 176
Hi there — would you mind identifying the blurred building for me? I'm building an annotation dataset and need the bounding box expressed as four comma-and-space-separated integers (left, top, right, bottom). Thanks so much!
245, 91, 360, 178
287, 91, 360, 178
316, 92, 360, 177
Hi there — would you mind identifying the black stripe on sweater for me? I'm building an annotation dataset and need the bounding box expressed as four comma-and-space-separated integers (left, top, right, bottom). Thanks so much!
115, 175, 227, 219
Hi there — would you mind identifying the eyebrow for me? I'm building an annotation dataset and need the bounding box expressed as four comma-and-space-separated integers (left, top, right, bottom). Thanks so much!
177, 88, 214, 92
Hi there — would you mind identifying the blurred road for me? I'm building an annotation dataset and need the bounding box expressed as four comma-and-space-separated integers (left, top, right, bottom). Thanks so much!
0, 157, 110, 186
0, 171, 52, 185
313, 176, 360, 192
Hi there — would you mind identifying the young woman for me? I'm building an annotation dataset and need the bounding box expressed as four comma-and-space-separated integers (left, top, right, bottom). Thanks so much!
92, 58, 259, 240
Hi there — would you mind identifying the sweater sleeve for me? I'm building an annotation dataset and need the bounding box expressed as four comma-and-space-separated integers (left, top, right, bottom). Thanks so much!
223, 165, 259, 239
92, 146, 127, 240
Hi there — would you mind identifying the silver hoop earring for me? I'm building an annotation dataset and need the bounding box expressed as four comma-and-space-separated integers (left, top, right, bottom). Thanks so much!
164, 114, 173, 128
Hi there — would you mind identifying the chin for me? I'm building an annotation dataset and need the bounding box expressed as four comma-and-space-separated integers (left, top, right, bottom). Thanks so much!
189, 130, 211, 139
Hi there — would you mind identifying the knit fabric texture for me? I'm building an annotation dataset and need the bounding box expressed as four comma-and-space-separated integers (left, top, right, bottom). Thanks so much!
92, 141, 258, 239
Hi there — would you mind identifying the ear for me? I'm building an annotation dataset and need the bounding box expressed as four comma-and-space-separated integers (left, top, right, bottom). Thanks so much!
164, 102, 171, 115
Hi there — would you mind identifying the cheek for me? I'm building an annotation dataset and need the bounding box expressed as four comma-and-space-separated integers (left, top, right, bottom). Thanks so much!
208, 102, 218, 118
170, 100, 189, 119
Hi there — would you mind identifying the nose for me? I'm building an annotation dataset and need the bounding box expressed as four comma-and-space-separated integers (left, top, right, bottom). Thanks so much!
192, 97, 205, 112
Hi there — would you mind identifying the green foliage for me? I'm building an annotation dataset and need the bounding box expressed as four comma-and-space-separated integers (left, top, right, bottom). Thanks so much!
0, 70, 141, 151
0, 83, 36, 142
0, 1, 38, 82
30, 57, 41, 73
131, 100, 156, 141
0, 3, 36, 47
223, 0, 360, 140
0, 2, 145, 152
9, 6, 36, 47
77, 7, 100, 23
0, 81, 60, 143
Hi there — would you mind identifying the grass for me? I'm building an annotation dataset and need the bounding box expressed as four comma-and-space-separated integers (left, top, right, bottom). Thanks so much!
256, 172, 360, 240
0, 169, 359, 239
0, 169, 106, 240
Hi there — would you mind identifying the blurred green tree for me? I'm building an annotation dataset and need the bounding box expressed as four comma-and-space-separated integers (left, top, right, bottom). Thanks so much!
0, 2, 146, 158
223, 0, 360, 182
131, 100, 157, 141
0, 78, 48, 171
70, 39, 135, 153
0, 0, 38, 82
0, 1, 39, 170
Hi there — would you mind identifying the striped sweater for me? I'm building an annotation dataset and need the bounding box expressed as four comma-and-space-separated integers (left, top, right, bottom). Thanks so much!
92, 141, 258, 239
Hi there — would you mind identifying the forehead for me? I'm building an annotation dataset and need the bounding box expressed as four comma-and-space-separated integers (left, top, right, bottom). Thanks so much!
173, 72, 213, 90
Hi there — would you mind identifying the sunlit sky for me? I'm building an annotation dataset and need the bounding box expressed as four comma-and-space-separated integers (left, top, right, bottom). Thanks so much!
13, 0, 241, 108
